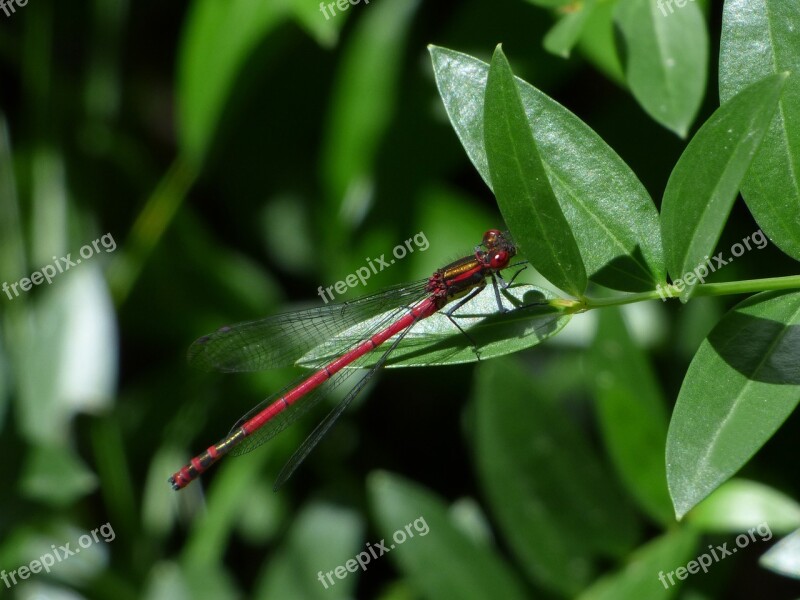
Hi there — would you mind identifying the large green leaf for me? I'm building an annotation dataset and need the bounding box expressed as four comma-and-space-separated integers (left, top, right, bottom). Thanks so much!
543, 0, 599, 59
687, 479, 800, 534
368, 472, 529, 600
321, 0, 420, 222
760, 528, 800, 580
299, 284, 572, 368
660, 73, 787, 301
429, 45, 664, 292
177, 0, 289, 165
290, 0, 345, 48
667, 291, 800, 519
614, 0, 708, 137
577, 0, 625, 84
254, 503, 364, 599
20, 444, 98, 507
578, 528, 699, 600
590, 308, 673, 525
720, 0, 800, 260
472, 357, 639, 595
484, 46, 586, 296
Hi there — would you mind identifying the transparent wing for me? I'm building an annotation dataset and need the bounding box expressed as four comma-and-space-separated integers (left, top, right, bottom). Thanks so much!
227, 304, 411, 457
187, 280, 428, 372
272, 320, 413, 489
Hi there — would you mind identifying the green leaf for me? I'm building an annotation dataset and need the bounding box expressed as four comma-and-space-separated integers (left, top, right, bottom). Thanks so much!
177, 0, 289, 166
368, 472, 529, 600
321, 0, 420, 222
429, 45, 664, 292
760, 528, 800, 580
473, 357, 639, 595
666, 290, 800, 519
577, 0, 625, 84
20, 444, 98, 507
484, 45, 587, 296
543, 1, 598, 59
299, 284, 572, 368
687, 479, 800, 534
254, 502, 364, 599
614, 0, 708, 137
290, 0, 345, 48
577, 528, 699, 600
660, 73, 787, 301
720, 0, 800, 260
590, 308, 673, 525
13, 267, 117, 445
0, 111, 25, 282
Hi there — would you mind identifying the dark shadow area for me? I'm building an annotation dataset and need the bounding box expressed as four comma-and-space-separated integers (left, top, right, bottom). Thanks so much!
708, 311, 800, 385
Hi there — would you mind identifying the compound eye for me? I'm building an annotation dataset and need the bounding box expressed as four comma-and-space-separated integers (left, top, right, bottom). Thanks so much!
489, 250, 509, 269
483, 229, 502, 247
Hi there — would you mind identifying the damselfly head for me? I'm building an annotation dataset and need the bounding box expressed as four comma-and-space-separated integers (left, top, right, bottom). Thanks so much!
482, 229, 516, 268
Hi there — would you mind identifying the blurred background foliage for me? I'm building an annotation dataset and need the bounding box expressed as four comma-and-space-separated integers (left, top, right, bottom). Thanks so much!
1, 0, 800, 598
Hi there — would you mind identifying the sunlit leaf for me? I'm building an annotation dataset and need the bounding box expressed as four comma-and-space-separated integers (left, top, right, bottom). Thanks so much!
688, 479, 800, 534
321, 0, 420, 225
576, 0, 625, 83
591, 308, 672, 525
484, 45, 587, 296
614, 0, 708, 137
667, 291, 800, 519
178, 0, 290, 165
254, 503, 364, 599
543, 0, 598, 59
473, 357, 639, 595
290, 0, 345, 48
299, 284, 571, 368
760, 528, 800, 580
660, 73, 787, 300
20, 445, 98, 507
720, 0, 800, 260
368, 471, 529, 600
429, 45, 664, 292
577, 528, 699, 600
13, 267, 117, 444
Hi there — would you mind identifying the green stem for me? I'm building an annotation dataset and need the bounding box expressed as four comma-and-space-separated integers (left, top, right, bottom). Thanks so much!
567, 275, 800, 312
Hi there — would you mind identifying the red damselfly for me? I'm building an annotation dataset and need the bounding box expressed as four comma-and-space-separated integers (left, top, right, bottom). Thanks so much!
169, 229, 520, 490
